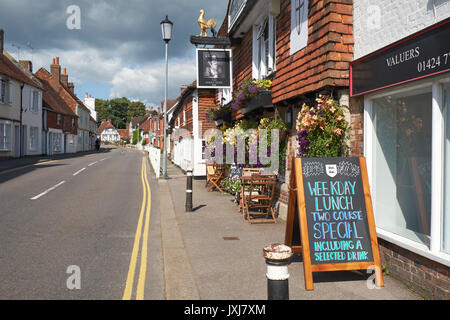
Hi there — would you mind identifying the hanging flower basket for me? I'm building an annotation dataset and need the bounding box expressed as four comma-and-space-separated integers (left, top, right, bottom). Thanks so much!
296, 95, 350, 157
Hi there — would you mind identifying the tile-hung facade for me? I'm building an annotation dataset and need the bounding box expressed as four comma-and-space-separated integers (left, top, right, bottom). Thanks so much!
219, 0, 353, 219
46, 57, 93, 152
35, 68, 78, 155
169, 84, 216, 176
351, 1, 450, 299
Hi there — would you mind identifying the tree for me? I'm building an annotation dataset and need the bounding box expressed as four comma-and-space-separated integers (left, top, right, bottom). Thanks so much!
95, 97, 148, 129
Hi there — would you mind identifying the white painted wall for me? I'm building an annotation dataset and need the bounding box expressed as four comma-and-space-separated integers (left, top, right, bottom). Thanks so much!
22, 84, 42, 156
354, 0, 450, 59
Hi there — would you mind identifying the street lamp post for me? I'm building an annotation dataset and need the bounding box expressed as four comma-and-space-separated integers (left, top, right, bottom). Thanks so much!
160, 15, 173, 179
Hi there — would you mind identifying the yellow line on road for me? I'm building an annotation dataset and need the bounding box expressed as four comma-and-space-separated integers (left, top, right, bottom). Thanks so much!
122, 158, 146, 300
136, 159, 151, 300
122, 157, 152, 300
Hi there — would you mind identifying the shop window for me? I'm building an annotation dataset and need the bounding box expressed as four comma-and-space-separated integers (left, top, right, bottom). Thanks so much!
372, 87, 432, 245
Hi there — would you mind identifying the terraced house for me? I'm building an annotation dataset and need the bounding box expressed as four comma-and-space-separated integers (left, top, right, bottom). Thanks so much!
45, 57, 94, 152
0, 30, 43, 158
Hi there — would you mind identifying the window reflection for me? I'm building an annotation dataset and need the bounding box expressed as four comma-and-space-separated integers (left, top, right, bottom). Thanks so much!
373, 88, 432, 245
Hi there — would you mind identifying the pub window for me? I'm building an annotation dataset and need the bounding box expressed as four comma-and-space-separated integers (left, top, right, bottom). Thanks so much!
290, 0, 309, 55
253, 15, 276, 79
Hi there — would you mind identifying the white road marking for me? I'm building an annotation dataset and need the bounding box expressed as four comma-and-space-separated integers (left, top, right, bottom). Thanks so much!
30, 181, 66, 200
88, 161, 98, 166
99, 157, 110, 162
73, 168, 86, 176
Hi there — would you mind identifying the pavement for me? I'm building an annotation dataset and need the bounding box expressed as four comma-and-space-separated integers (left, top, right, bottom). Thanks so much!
154, 160, 422, 300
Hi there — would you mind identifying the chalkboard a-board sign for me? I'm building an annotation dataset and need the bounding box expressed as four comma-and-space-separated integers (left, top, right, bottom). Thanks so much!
285, 157, 383, 290
229, 164, 243, 179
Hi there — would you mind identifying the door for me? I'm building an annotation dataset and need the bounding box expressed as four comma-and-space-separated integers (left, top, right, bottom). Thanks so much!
14, 125, 20, 158
22, 125, 27, 156
48, 133, 53, 156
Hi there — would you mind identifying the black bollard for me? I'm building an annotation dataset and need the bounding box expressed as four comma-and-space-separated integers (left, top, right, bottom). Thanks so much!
185, 169, 193, 212
263, 244, 292, 300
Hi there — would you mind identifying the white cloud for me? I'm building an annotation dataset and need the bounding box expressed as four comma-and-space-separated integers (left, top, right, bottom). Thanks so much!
110, 59, 196, 106
30, 47, 122, 84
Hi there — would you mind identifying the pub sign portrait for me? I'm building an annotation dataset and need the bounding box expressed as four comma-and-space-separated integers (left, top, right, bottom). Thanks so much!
196, 49, 232, 89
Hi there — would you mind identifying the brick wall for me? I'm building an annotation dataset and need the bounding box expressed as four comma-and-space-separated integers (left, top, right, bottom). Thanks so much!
46, 111, 63, 131
231, 28, 253, 121
353, 0, 450, 59
379, 238, 450, 300
272, 0, 353, 103
198, 89, 216, 136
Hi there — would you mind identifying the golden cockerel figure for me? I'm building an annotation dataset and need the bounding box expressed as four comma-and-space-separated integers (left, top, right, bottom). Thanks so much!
198, 9, 217, 37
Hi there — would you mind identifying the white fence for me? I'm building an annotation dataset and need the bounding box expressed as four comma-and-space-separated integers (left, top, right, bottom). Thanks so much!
147, 146, 161, 178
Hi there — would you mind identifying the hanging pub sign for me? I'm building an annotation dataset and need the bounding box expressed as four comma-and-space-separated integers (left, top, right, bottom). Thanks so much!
196, 48, 232, 89
285, 157, 383, 290
351, 18, 450, 97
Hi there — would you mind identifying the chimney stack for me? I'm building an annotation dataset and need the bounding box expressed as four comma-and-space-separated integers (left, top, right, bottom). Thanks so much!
50, 56, 61, 80
60, 67, 69, 87
19, 60, 33, 73
0, 29, 4, 54
68, 82, 75, 93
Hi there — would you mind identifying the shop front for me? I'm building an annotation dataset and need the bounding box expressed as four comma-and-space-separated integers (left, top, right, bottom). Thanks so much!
351, 18, 450, 299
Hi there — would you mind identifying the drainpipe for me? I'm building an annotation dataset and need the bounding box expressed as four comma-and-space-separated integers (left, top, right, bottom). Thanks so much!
20, 82, 24, 157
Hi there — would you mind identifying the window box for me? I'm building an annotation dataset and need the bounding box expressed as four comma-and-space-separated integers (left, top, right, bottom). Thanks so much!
241, 90, 272, 114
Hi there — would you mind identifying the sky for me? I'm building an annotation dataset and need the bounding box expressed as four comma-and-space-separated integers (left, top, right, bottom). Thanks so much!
0, 0, 229, 109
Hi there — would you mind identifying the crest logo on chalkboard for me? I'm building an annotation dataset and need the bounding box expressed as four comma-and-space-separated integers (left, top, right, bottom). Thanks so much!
325, 164, 338, 178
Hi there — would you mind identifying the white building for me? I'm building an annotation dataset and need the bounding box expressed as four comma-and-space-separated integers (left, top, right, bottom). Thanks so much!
14, 59, 43, 157
84, 92, 97, 121
0, 32, 43, 159
98, 120, 120, 143
351, 0, 450, 299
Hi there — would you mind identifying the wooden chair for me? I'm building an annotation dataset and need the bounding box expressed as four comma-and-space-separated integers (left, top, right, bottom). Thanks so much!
242, 174, 277, 224
206, 163, 225, 194
239, 168, 264, 214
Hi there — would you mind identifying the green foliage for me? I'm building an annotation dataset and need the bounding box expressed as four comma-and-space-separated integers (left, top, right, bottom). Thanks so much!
96, 97, 147, 129
220, 176, 242, 195
296, 95, 350, 157
132, 130, 141, 145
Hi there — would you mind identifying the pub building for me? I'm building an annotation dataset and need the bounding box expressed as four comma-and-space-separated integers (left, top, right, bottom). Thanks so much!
215, 0, 355, 221
351, 2, 450, 299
